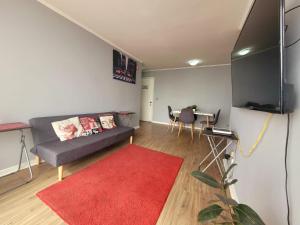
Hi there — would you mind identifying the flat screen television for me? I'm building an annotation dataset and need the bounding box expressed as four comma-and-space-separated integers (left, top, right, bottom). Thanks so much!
231, 0, 294, 114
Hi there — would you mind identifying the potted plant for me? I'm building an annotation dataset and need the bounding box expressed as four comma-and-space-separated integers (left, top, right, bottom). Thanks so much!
191, 164, 265, 225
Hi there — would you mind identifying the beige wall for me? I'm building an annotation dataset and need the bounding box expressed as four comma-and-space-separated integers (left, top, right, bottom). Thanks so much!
143, 65, 232, 128
0, 0, 141, 172
230, 0, 300, 224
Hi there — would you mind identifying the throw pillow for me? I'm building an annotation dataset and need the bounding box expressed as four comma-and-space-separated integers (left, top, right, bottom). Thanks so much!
79, 117, 103, 136
52, 117, 84, 141
99, 115, 117, 129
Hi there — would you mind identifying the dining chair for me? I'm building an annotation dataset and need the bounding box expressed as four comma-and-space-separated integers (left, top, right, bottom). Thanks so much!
167, 106, 179, 132
178, 107, 196, 141
199, 109, 221, 138
187, 105, 198, 121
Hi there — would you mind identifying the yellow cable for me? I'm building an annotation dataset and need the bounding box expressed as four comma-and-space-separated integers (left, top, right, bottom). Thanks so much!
238, 113, 273, 158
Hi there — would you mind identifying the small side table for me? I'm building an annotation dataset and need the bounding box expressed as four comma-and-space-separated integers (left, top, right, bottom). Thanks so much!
0, 122, 33, 181
117, 111, 136, 127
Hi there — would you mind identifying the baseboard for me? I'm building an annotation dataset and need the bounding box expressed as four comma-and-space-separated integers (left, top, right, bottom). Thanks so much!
134, 126, 140, 130
223, 159, 239, 202
151, 120, 203, 130
0, 159, 38, 178
151, 121, 169, 125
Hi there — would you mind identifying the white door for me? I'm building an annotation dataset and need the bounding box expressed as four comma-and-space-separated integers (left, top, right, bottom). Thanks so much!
141, 77, 155, 121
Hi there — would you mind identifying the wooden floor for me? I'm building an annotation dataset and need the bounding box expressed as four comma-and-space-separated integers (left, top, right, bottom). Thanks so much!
0, 122, 220, 225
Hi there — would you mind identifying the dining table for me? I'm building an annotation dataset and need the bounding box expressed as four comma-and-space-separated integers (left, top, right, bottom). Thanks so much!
172, 109, 214, 126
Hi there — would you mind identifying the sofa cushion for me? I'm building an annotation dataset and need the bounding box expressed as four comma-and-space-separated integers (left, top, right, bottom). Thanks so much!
52, 117, 84, 141
99, 115, 117, 129
79, 117, 103, 136
31, 126, 134, 167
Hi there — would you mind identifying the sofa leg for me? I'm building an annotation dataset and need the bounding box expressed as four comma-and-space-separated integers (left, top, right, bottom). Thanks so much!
36, 156, 41, 165
58, 166, 64, 181
130, 136, 133, 144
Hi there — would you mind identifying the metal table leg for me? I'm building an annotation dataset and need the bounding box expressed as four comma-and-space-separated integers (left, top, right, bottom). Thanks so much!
202, 139, 233, 175
198, 138, 223, 169
17, 129, 33, 180
208, 136, 224, 176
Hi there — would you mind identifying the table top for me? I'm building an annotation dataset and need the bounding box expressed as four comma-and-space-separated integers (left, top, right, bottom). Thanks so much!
117, 111, 136, 115
172, 110, 214, 117
0, 122, 31, 133
202, 128, 238, 140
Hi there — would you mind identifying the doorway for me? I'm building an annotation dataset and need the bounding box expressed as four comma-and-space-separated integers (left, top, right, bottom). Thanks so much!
141, 77, 155, 122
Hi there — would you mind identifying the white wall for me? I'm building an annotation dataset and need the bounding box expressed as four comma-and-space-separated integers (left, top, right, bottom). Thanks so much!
230, 0, 300, 224
0, 0, 141, 172
143, 65, 232, 128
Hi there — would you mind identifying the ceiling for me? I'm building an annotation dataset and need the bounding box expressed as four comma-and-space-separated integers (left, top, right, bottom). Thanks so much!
38, 0, 253, 70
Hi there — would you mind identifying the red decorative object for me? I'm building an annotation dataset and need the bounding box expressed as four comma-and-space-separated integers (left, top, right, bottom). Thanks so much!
60, 124, 78, 140
52, 117, 84, 141
37, 144, 183, 225
0, 122, 31, 133
79, 117, 103, 135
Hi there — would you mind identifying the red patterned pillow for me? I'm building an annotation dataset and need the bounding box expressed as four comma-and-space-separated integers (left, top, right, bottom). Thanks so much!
52, 117, 84, 141
79, 117, 103, 136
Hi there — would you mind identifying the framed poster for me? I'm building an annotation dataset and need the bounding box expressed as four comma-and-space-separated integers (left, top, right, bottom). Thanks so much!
113, 49, 137, 84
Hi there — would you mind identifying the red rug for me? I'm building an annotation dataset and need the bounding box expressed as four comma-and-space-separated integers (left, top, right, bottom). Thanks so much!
37, 144, 183, 225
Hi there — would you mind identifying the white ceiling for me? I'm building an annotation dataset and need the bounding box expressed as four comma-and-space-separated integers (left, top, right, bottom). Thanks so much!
38, 0, 253, 70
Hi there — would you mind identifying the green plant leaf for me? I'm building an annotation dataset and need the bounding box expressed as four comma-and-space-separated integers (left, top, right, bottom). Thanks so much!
198, 204, 223, 222
216, 223, 234, 225
191, 171, 220, 188
222, 163, 237, 183
215, 193, 238, 206
233, 204, 265, 225
208, 199, 221, 204
224, 179, 238, 189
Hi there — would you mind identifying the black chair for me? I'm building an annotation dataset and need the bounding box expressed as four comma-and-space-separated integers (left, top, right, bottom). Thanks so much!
168, 106, 179, 132
212, 109, 221, 126
199, 109, 221, 137
187, 105, 198, 121
178, 108, 196, 140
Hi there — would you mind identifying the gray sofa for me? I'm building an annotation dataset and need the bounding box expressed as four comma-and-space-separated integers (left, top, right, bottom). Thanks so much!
30, 112, 134, 180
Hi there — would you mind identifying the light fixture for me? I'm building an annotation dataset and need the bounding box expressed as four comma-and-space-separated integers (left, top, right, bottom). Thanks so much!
187, 59, 202, 66
238, 48, 251, 56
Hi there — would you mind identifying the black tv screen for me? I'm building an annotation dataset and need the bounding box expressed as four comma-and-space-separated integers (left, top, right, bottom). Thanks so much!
231, 0, 292, 113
